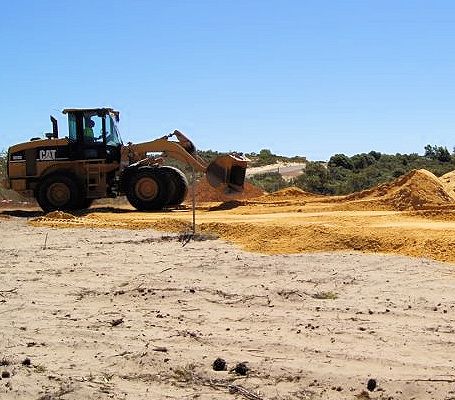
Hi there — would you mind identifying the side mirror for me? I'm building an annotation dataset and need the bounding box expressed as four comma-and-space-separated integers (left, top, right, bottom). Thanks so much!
50, 116, 58, 138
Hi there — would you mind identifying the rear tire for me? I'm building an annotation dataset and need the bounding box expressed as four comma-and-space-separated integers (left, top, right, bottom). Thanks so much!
36, 173, 82, 213
160, 166, 188, 206
125, 167, 171, 211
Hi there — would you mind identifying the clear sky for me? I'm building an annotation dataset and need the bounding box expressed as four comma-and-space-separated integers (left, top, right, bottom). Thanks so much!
1, 0, 454, 160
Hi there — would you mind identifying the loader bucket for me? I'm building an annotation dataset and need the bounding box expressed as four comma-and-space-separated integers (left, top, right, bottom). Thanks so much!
206, 154, 248, 194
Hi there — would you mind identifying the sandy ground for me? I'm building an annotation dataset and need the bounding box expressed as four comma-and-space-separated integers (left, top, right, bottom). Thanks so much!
1, 216, 455, 400
20, 203, 455, 263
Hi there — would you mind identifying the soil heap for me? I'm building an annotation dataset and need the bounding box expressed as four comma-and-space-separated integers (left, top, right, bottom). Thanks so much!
256, 186, 320, 202
346, 169, 455, 210
440, 170, 455, 197
42, 211, 76, 220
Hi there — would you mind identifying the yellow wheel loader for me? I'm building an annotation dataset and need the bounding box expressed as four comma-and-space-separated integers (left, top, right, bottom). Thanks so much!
5, 108, 247, 212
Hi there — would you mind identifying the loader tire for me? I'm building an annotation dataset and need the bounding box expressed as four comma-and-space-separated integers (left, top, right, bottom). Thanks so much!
126, 167, 171, 211
160, 166, 188, 206
36, 173, 82, 213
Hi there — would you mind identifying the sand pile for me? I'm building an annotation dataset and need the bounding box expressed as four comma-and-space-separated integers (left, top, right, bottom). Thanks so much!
31, 211, 80, 227
43, 211, 76, 220
345, 169, 455, 210
187, 177, 264, 202
270, 186, 310, 197
440, 170, 455, 197
257, 186, 320, 202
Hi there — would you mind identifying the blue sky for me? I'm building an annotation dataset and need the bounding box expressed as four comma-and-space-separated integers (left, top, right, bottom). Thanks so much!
1, 0, 454, 160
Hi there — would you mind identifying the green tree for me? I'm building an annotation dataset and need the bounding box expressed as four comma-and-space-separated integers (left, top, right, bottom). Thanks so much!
424, 144, 436, 159
351, 153, 376, 170
425, 145, 451, 162
256, 149, 276, 166
248, 172, 288, 193
294, 162, 330, 194
368, 150, 382, 161
328, 154, 354, 170
435, 147, 451, 162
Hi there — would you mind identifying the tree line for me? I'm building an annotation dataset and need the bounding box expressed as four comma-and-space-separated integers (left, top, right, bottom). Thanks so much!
249, 145, 455, 195
1, 145, 455, 196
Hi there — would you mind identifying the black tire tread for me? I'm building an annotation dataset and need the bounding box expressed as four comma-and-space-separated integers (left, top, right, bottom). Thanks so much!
36, 172, 83, 213
159, 166, 188, 206
125, 167, 171, 211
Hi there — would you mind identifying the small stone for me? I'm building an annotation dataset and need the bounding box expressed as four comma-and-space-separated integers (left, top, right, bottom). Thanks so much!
234, 362, 249, 376
367, 378, 377, 392
212, 358, 227, 371
152, 346, 168, 353
1, 371, 10, 378
110, 318, 124, 327
22, 358, 31, 367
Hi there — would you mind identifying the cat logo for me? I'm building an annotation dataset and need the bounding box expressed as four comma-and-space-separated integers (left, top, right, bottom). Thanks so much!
39, 149, 57, 161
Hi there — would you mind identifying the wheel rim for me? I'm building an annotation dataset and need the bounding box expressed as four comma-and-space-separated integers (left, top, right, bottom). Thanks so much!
135, 177, 159, 201
47, 182, 71, 207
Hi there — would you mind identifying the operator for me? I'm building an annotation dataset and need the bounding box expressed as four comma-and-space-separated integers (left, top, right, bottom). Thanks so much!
84, 118, 95, 142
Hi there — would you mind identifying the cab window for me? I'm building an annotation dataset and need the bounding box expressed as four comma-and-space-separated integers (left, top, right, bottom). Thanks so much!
105, 115, 122, 146
68, 113, 77, 141
83, 114, 103, 144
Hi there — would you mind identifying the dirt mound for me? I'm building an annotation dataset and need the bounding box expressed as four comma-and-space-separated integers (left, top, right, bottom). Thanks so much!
256, 186, 320, 202
187, 178, 264, 203
346, 169, 454, 210
43, 211, 76, 220
271, 186, 310, 197
440, 170, 455, 197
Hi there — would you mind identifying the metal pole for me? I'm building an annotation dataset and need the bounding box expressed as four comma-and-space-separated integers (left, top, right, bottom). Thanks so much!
192, 168, 196, 235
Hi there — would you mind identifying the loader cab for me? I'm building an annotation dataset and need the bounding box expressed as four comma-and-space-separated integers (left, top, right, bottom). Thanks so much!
63, 108, 122, 163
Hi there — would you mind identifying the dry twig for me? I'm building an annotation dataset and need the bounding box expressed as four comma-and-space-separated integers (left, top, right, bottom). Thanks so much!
0, 287, 18, 297
400, 378, 455, 383
228, 384, 267, 400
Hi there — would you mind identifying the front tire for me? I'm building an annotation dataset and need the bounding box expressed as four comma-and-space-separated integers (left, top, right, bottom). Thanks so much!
125, 167, 171, 211
36, 173, 82, 213
160, 166, 188, 206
